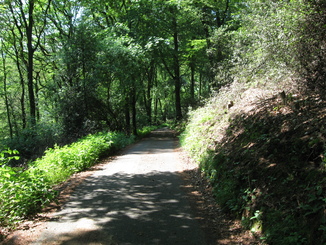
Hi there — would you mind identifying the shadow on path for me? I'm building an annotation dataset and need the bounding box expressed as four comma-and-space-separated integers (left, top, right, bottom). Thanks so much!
34, 130, 206, 245
37, 171, 204, 245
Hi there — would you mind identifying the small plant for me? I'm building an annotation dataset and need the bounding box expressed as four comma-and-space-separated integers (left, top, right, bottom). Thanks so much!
0, 148, 19, 166
0, 165, 56, 226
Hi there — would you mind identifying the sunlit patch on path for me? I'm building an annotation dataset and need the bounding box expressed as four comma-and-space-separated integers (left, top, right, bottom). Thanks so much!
34, 129, 206, 245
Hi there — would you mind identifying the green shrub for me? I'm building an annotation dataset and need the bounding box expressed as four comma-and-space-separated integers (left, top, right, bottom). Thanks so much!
0, 131, 135, 226
31, 131, 135, 184
0, 166, 55, 226
181, 84, 326, 244
0, 148, 19, 166
3, 123, 61, 161
136, 125, 161, 137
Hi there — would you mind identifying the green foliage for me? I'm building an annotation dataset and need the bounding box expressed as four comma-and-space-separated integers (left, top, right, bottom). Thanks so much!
295, 0, 326, 94
31, 131, 135, 184
0, 148, 19, 166
0, 165, 56, 226
3, 123, 61, 161
0, 0, 325, 239
136, 125, 162, 137
181, 83, 326, 244
0, 131, 135, 227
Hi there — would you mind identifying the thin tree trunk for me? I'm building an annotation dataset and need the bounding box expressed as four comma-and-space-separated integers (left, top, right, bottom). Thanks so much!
145, 61, 155, 125
172, 15, 182, 121
190, 63, 195, 104
131, 89, 137, 135
26, 0, 36, 126
1, 49, 13, 138
154, 98, 158, 124
124, 98, 130, 134
199, 73, 202, 98
10, 22, 27, 129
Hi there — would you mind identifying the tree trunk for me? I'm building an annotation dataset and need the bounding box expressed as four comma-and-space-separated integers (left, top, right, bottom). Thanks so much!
1, 49, 13, 139
145, 61, 155, 125
26, 0, 36, 126
172, 15, 182, 121
154, 98, 157, 124
10, 16, 27, 129
131, 88, 137, 135
124, 99, 130, 134
190, 62, 195, 104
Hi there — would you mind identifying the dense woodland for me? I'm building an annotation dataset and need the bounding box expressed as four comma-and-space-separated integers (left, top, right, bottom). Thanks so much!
0, 0, 325, 158
0, 0, 325, 243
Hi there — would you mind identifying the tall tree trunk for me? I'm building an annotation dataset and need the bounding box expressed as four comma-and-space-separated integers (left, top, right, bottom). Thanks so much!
35, 71, 41, 121
1, 49, 13, 139
131, 88, 137, 135
20, 78, 27, 129
172, 15, 182, 121
10, 15, 27, 129
154, 98, 158, 124
145, 61, 155, 125
190, 62, 195, 104
19, 0, 51, 126
124, 98, 130, 134
13, 49, 27, 129
26, 0, 36, 126
199, 73, 202, 98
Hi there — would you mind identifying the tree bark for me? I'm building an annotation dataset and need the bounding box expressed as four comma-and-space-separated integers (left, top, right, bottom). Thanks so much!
172, 15, 182, 121
1, 49, 13, 138
26, 0, 37, 126
124, 98, 130, 134
131, 88, 137, 135
190, 62, 195, 103
145, 61, 155, 125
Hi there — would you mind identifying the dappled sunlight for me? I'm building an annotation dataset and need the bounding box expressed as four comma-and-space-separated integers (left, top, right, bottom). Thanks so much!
36, 171, 204, 245
34, 132, 205, 245
183, 90, 326, 243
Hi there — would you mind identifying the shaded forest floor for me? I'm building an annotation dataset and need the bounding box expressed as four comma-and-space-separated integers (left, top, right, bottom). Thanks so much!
180, 166, 262, 244
182, 85, 326, 244
221, 92, 326, 243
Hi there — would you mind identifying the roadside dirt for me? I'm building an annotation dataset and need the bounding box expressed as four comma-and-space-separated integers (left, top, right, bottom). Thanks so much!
1, 128, 259, 244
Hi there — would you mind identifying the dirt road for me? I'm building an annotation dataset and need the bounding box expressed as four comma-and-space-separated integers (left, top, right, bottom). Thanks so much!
30, 128, 206, 244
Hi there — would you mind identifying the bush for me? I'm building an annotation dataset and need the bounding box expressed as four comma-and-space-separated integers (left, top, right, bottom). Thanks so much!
3, 123, 61, 163
0, 166, 55, 226
136, 125, 161, 137
0, 131, 135, 226
31, 131, 135, 185
181, 82, 326, 244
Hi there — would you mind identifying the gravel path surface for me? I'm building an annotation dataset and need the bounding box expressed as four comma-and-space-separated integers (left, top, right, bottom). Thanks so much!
33, 128, 206, 245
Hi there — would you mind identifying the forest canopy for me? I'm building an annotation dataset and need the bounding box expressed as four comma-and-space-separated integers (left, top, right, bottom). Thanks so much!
0, 0, 325, 160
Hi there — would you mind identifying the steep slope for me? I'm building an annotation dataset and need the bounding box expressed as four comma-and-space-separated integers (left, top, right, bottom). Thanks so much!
181, 83, 326, 244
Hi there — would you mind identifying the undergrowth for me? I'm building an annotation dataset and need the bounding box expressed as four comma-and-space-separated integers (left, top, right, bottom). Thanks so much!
181, 82, 326, 244
30, 131, 135, 185
0, 130, 135, 227
136, 125, 163, 137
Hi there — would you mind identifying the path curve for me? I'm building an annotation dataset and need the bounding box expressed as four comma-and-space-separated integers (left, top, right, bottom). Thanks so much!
33, 128, 205, 245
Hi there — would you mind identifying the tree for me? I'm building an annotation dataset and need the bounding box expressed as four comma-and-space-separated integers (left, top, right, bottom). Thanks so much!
0, 42, 13, 138
3, 0, 52, 127
296, 0, 326, 94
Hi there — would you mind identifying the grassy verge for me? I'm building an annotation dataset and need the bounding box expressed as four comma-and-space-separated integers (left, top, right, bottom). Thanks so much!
181, 83, 326, 244
0, 131, 135, 227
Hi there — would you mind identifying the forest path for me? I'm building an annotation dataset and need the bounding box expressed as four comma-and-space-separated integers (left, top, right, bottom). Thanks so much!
33, 128, 206, 245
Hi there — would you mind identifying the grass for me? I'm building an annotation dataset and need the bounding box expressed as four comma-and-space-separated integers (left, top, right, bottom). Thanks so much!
181, 82, 326, 244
